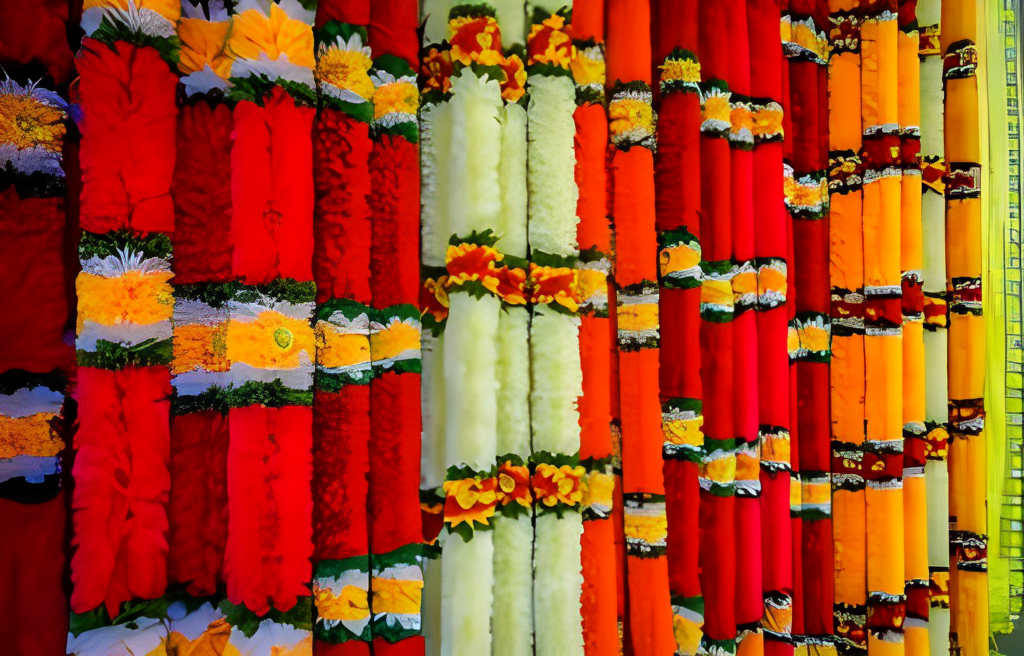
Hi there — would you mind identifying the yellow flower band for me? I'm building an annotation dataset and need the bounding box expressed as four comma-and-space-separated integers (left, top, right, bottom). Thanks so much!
617, 281, 660, 351
532, 462, 586, 508
576, 259, 611, 316
609, 83, 656, 150
662, 398, 703, 461
581, 469, 615, 520
788, 313, 831, 363
624, 493, 668, 557
659, 49, 701, 95
571, 44, 606, 96
784, 163, 830, 219
780, 13, 830, 64
760, 428, 792, 472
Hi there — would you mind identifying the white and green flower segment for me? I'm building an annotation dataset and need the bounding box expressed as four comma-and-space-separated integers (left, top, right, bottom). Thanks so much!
418, 72, 450, 656
492, 28, 534, 656
439, 67, 504, 656
526, 11, 584, 656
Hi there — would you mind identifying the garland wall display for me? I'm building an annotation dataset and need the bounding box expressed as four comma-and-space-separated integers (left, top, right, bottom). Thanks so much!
0, 3, 74, 654
0, 1, 1014, 656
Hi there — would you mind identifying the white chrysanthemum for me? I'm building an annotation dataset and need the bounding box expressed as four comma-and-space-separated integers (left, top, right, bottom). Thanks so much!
81, 1, 177, 39
80, 248, 171, 278
317, 32, 373, 104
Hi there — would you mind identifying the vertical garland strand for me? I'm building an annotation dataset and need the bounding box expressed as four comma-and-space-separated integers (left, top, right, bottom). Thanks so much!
748, 1, 792, 654
526, 9, 585, 656
917, 0, 952, 651
652, 0, 705, 653
941, 0, 988, 652
605, 0, 676, 653
897, 2, 930, 654
783, 2, 834, 651
828, 3, 868, 654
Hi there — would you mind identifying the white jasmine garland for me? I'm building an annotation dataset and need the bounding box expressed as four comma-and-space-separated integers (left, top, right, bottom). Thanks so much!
527, 75, 580, 257
440, 67, 505, 656
526, 39, 584, 656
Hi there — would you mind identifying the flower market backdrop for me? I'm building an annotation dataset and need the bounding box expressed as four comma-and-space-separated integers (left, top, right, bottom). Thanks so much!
1, 0, 1022, 655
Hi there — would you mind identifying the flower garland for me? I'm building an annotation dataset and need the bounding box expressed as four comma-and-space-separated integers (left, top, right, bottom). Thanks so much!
857, 4, 908, 655
748, 1, 792, 654
696, 3, 739, 654
941, 0, 988, 653
896, 3, 930, 654
367, 10, 426, 653
490, 6, 533, 656
571, 1, 620, 654
651, 2, 705, 654
70, 4, 178, 633
431, 7, 507, 654
526, 8, 585, 656
606, 1, 676, 654
783, 2, 834, 652
827, 7, 870, 655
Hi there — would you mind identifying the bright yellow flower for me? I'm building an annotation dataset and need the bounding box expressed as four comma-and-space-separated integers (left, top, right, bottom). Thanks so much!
178, 17, 232, 77
314, 583, 370, 621
316, 38, 374, 101
0, 414, 63, 459
76, 270, 174, 331
226, 310, 315, 370
229, 3, 314, 68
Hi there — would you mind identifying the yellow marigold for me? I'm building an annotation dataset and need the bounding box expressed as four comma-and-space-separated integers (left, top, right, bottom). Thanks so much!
581, 470, 614, 510
226, 310, 315, 370
659, 243, 700, 278
172, 323, 230, 374
616, 302, 659, 333
228, 3, 315, 69
0, 414, 63, 459
753, 104, 784, 138
783, 176, 827, 209
660, 58, 701, 85
732, 270, 758, 297
76, 270, 174, 331
177, 17, 231, 77
624, 508, 668, 544
700, 279, 733, 308
702, 93, 731, 124
315, 321, 370, 370
369, 317, 420, 362
373, 78, 418, 121
372, 578, 423, 615
442, 476, 499, 528
796, 324, 829, 353
609, 97, 655, 141
571, 46, 605, 88
527, 14, 575, 68
662, 415, 703, 448
735, 451, 760, 482
314, 583, 370, 621
316, 39, 374, 101
533, 463, 586, 507
576, 268, 608, 304
758, 266, 787, 297
701, 452, 737, 484
730, 103, 755, 135
0, 91, 66, 152
448, 15, 503, 67
499, 54, 527, 102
